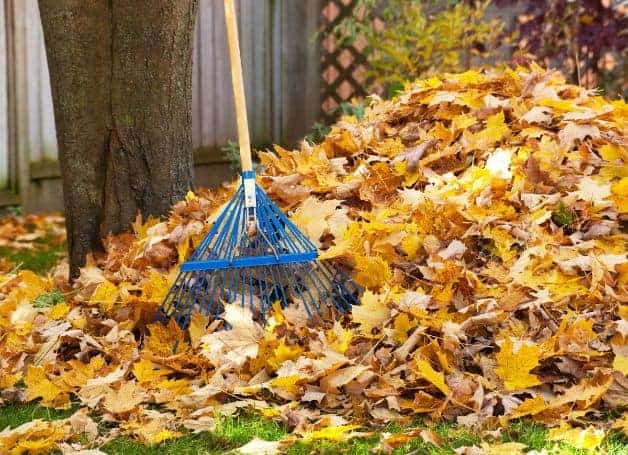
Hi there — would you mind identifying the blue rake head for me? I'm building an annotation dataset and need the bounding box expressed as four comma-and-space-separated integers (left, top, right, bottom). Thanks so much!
155, 172, 361, 328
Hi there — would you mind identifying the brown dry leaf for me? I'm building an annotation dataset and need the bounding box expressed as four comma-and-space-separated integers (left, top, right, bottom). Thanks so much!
103, 381, 146, 415
320, 365, 370, 392
235, 437, 283, 455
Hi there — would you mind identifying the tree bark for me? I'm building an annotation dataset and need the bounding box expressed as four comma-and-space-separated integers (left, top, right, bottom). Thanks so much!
39, 0, 197, 278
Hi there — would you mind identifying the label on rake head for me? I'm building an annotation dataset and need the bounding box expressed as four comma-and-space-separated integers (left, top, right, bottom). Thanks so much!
243, 177, 256, 208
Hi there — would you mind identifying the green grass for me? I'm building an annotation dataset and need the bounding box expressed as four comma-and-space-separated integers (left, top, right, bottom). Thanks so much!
0, 402, 78, 430
503, 420, 549, 451
0, 241, 66, 274
101, 433, 229, 455
1, 402, 626, 454
101, 414, 287, 455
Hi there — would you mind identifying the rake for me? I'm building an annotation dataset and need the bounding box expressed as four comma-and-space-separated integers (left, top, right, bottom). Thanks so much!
154, 0, 360, 329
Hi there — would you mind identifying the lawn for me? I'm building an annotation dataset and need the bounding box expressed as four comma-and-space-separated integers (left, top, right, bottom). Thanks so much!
2, 401, 626, 454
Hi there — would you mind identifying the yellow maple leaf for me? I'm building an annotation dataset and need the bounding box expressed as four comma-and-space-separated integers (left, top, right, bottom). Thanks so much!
548, 424, 605, 450
353, 255, 391, 290
176, 238, 190, 264
60, 357, 104, 389
538, 97, 576, 112
323, 128, 359, 156
131, 214, 161, 243
0, 372, 21, 388
326, 323, 353, 354
373, 137, 405, 157
156, 378, 191, 397
495, 337, 541, 391
269, 375, 301, 393
48, 302, 70, 320
599, 144, 625, 162
141, 270, 173, 303
144, 321, 185, 356
301, 424, 362, 442
393, 313, 417, 344
133, 358, 171, 383
464, 111, 509, 150
393, 160, 421, 187
400, 231, 422, 260
267, 343, 303, 370
482, 226, 517, 263
507, 395, 547, 420
352, 290, 390, 335
188, 311, 210, 348
613, 355, 628, 376
185, 190, 198, 202
149, 429, 182, 445
89, 279, 118, 312
24, 365, 64, 407
611, 176, 628, 213
483, 442, 528, 455
415, 358, 450, 395
452, 113, 478, 130
0, 420, 70, 454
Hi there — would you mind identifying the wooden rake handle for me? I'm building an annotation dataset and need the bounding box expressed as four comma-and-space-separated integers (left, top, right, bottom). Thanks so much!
224, 0, 253, 173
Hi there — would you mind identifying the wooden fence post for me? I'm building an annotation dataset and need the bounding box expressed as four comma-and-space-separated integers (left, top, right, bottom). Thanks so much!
2, 0, 31, 207
273, 0, 322, 147
0, 0, 8, 193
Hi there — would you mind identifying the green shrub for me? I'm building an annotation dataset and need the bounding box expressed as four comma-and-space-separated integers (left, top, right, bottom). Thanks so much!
328, 0, 510, 92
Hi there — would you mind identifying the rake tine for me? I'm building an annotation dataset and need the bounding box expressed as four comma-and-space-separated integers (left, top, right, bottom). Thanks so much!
314, 264, 355, 313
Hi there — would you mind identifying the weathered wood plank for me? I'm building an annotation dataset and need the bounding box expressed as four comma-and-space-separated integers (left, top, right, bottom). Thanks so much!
0, 190, 19, 206
197, 0, 216, 150
248, 0, 272, 144
30, 159, 60, 180
38, 20, 57, 161
277, 0, 322, 147
0, 0, 9, 189
24, 0, 41, 162
10, 0, 32, 205
271, 0, 282, 143
239, 0, 253, 135
213, 0, 235, 151
5, 0, 17, 189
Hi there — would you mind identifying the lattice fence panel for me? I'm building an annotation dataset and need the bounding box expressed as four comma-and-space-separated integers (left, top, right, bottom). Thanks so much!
320, 0, 369, 123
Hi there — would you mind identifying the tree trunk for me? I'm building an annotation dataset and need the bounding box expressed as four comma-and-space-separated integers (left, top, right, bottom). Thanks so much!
39, 0, 198, 278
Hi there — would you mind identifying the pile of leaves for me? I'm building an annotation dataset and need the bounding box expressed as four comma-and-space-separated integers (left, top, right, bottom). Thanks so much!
1, 64, 626, 453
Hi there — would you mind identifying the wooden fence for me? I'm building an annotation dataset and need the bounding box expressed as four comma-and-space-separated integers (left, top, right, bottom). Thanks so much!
0, 0, 322, 212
